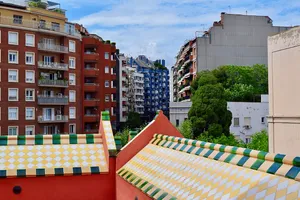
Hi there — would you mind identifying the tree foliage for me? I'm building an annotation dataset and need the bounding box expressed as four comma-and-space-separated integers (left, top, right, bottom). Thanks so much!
247, 130, 269, 152
177, 119, 193, 139
125, 112, 142, 129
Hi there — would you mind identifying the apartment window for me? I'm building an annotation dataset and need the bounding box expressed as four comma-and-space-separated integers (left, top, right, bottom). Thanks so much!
51, 22, 60, 31
8, 88, 18, 101
8, 126, 18, 135
69, 90, 76, 102
25, 70, 35, 83
105, 66, 109, 74
8, 32, 18, 45
105, 81, 109, 88
233, 118, 240, 127
25, 34, 35, 47
13, 15, 22, 24
176, 119, 179, 127
8, 69, 18, 82
69, 73, 76, 85
69, 40, 76, 52
69, 107, 76, 119
244, 117, 251, 127
245, 138, 251, 144
25, 89, 35, 101
105, 95, 110, 102
261, 117, 265, 124
25, 126, 35, 135
104, 52, 109, 59
8, 108, 18, 120
69, 57, 76, 69
25, 107, 35, 120
25, 52, 35, 65
69, 124, 76, 134
111, 54, 114, 61
8, 50, 18, 64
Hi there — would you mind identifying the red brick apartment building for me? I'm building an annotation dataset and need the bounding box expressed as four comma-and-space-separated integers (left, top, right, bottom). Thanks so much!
0, 1, 117, 135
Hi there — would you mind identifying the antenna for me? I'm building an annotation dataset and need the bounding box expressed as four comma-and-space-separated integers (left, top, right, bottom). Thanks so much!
228, 6, 231, 14
246, 10, 248, 15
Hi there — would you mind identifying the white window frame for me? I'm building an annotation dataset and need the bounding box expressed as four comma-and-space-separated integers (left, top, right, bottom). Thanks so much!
69, 90, 76, 102
8, 126, 18, 135
25, 70, 35, 83
25, 89, 35, 102
8, 88, 18, 101
104, 52, 109, 60
105, 81, 109, 88
69, 124, 76, 134
8, 31, 19, 45
8, 50, 18, 64
25, 33, 35, 47
25, 125, 35, 135
105, 66, 109, 74
25, 52, 35, 65
105, 95, 110, 102
69, 73, 76, 85
8, 107, 18, 120
69, 107, 76, 119
25, 107, 35, 120
233, 117, 240, 127
69, 57, 76, 69
69, 40, 76, 52
8, 69, 18, 83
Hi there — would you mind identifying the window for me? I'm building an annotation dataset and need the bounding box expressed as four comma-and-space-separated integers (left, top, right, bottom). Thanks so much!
51, 22, 60, 31
245, 138, 251, 144
234, 118, 240, 127
25, 70, 35, 83
111, 54, 114, 61
8, 50, 18, 64
244, 117, 251, 127
105, 81, 109, 88
105, 95, 110, 102
176, 119, 179, 127
8, 32, 18, 45
104, 52, 109, 59
8, 88, 18, 101
8, 69, 18, 82
25, 34, 35, 47
69, 57, 75, 69
69, 40, 76, 52
25, 126, 35, 135
25, 52, 35, 65
8, 108, 18, 120
13, 15, 22, 24
261, 117, 265, 124
8, 126, 18, 135
69, 124, 76, 134
69, 73, 76, 85
25, 107, 35, 120
105, 66, 109, 74
69, 90, 76, 102
69, 107, 76, 119
25, 89, 35, 101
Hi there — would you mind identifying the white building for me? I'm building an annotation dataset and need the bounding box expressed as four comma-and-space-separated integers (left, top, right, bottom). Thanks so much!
169, 102, 192, 126
117, 54, 129, 123
228, 95, 269, 143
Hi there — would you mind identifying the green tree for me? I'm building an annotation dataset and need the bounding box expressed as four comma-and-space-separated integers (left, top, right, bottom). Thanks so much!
115, 128, 130, 147
125, 112, 142, 129
178, 119, 193, 139
247, 130, 269, 152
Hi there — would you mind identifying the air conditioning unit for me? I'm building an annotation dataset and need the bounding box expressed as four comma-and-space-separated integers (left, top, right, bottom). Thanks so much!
56, 115, 62, 120
243, 125, 251, 129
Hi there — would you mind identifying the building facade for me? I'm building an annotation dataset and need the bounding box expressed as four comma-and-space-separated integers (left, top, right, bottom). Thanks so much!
0, 1, 82, 135
169, 102, 192, 127
172, 13, 291, 102
268, 27, 300, 156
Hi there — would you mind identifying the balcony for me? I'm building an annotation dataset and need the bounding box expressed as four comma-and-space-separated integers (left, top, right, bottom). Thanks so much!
84, 68, 99, 77
84, 83, 99, 92
84, 52, 99, 61
38, 115, 68, 123
84, 99, 100, 107
38, 43, 68, 54
84, 114, 99, 123
38, 79, 68, 88
38, 95, 68, 105
38, 61, 68, 71
84, 129, 99, 134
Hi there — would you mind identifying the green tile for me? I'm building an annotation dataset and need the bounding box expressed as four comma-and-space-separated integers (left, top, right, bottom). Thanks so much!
150, 188, 160, 197
187, 146, 196, 154
17, 135, 26, 145
69, 134, 78, 144
243, 149, 252, 157
184, 139, 189, 145
191, 140, 197, 147
195, 148, 204, 156
91, 167, 100, 174
101, 111, 110, 121
172, 143, 180, 150
144, 184, 154, 193
0, 136, 8, 146
209, 143, 216, 150
117, 168, 125, 175
200, 141, 206, 148
219, 145, 226, 152
237, 156, 249, 166
203, 150, 213, 158
267, 162, 282, 174
167, 142, 174, 148
73, 167, 82, 175
231, 147, 238, 154
86, 134, 94, 144
169, 198, 177, 200
0, 170, 6, 178
129, 174, 137, 182
139, 181, 148, 189
286, 166, 300, 179
293, 157, 300, 167
251, 159, 264, 170
134, 178, 142, 186
274, 154, 285, 163
54, 168, 64, 176
125, 173, 133, 180
52, 134, 61, 144
213, 152, 224, 160
36, 169, 45, 177
35, 135, 43, 145
224, 154, 235, 163
157, 192, 168, 200
257, 151, 267, 160
179, 145, 188, 151
17, 169, 26, 177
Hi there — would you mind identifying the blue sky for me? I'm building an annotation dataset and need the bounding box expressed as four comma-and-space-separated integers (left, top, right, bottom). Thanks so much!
11, 0, 300, 67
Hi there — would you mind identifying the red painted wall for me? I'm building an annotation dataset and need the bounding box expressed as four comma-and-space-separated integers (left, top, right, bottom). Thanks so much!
0, 158, 116, 200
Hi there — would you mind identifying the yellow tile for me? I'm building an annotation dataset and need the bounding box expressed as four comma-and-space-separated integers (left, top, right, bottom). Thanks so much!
275, 188, 288, 199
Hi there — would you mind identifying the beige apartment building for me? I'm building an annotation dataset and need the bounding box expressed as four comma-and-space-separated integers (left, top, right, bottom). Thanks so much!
268, 26, 300, 156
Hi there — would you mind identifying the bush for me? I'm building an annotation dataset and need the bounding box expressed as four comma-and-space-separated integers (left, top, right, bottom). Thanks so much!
177, 119, 193, 139
247, 130, 268, 152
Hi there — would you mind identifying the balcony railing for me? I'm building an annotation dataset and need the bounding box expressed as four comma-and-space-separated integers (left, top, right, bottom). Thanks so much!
38, 61, 68, 71
38, 95, 69, 105
38, 79, 68, 87
38, 115, 68, 123
84, 129, 98, 133
38, 43, 68, 53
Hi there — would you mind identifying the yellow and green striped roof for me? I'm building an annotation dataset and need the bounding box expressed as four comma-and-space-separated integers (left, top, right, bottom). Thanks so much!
117, 134, 300, 200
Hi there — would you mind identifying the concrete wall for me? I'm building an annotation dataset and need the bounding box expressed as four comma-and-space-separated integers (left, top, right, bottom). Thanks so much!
169, 102, 192, 126
197, 13, 291, 72
228, 100, 268, 143
268, 27, 300, 156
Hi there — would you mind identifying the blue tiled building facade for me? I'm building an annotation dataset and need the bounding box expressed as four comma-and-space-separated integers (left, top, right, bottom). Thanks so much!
128, 56, 169, 120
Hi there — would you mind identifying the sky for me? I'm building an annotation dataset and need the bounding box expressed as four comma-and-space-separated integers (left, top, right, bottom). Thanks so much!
9, 0, 300, 67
